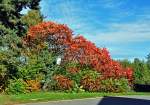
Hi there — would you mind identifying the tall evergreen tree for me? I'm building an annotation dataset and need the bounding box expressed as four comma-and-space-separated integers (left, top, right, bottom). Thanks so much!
0, 0, 43, 92
0, 0, 41, 36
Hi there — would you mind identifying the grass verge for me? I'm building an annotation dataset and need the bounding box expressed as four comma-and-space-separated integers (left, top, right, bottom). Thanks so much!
0, 92, 150, 105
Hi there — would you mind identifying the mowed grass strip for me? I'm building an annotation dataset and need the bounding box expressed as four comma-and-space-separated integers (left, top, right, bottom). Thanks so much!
0, 92, 150, 105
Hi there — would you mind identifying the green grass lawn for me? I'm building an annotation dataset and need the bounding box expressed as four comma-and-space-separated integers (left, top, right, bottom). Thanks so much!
0, 92, 150, 105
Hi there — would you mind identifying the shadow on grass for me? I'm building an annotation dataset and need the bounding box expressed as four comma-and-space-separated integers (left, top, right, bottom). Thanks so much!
97, 96, 150, 105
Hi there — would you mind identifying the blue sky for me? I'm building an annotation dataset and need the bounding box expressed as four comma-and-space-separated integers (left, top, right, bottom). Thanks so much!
39, 0, 150, 60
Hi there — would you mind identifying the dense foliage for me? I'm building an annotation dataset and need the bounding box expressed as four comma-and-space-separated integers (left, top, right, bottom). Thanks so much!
0, 24, 22, 92
0, 0, 149, 94
23, 22, 133, 92
119, 58, 150, 85
63, 36, 133, 81
24, 21, 72, 55
0, 0, 42, 92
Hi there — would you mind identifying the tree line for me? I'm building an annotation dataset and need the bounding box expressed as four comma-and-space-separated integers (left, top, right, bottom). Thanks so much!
119, 54, 150, 85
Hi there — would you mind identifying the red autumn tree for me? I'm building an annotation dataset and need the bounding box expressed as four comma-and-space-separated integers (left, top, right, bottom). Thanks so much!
24, 21, 133, 86
24, 21, 73, 54
63, 35, 133, 81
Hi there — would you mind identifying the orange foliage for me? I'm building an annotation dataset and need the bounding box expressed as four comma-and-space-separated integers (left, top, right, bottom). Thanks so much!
26, 80, 41, 92
53, 75, 73, 90
81, 76, 101, 92
67, 67, 80, 74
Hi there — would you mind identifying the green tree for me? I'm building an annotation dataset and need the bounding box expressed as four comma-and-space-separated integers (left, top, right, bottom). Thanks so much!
0, 24, 22, 91
119, 59, 132, 68
0, 0, 41, 36
133, 58, 144, 84
21, 10, 43, 29
0, 0, 43, 92
133, 58, 150, 84
146, 53, 150, 70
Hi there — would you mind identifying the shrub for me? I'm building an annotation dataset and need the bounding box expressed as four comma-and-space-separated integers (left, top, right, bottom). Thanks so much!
81, 76, 101, 92
64, 62, 81, 85
100, 78, 131, 93
52, 62, 132, 92
53, 75, 74, 91
5, 79, 27, 94
25, 80, 41, 92
65, 63, 101, 92
17, 48, 60, 91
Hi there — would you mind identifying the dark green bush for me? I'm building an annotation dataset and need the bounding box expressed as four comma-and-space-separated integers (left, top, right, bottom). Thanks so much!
5, 79, 27, 94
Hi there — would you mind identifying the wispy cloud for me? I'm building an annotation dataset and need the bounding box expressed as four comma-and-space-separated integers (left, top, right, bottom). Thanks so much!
87, 20, 150, 43
98, 0, 128, 9
40, 0, 150, 60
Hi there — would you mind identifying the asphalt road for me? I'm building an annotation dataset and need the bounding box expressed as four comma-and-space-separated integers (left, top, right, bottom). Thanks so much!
20, 96, 150, 105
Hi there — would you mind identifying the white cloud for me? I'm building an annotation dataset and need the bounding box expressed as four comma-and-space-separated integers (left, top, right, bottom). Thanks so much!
85, 18, 150, 43
40, 0, 150, 60
98, 0, 128, 9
